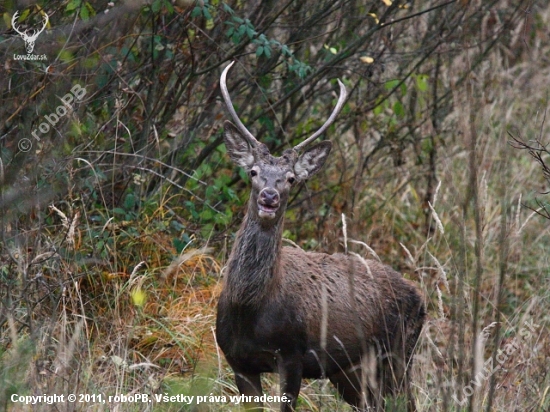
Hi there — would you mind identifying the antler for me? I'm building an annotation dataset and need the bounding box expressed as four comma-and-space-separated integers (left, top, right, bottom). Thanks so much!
11, 11, 25, 37
220, 61, 260, 148
32, 12, 49, 40
221, 61, 347, 151
293, 79, 347, 152
11, 11, 48, 39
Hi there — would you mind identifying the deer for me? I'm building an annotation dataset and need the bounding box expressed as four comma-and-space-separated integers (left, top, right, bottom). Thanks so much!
216, 61, 426, 412
11, 10, 49, 54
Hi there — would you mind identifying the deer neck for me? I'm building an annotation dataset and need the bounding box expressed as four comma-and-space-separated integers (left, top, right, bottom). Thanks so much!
225, 203, 285, 307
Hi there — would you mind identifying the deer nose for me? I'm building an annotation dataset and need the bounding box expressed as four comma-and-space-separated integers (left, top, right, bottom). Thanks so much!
260, 188, 279, 205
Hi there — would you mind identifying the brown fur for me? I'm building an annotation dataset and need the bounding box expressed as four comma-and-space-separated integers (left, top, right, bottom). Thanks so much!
216, 122, 425, 411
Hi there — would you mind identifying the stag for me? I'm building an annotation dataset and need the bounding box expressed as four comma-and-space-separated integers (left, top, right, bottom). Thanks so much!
216, 62, 426, 412
11, 11, 48, 54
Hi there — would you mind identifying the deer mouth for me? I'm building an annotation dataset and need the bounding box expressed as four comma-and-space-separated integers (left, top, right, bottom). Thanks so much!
258, 202, 279, 218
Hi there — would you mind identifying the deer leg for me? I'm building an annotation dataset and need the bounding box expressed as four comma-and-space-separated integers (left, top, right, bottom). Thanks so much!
329, 365, 383, 411
382, 327, 417, 411
329, 369, 368, 411
377, 347, 419, 412
277, 357, 303, 412
387, 357, 417, 412
235, 372, 263, 411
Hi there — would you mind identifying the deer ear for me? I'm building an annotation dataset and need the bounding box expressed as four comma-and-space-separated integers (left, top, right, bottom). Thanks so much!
223, 121, 255, 168
294, 141, 332, 181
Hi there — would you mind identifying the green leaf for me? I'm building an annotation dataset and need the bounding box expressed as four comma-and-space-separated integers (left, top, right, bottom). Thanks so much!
66, 0, 81, 12
238, 168, 248, 182
223, 186, 237, 201
58, 50, 74, 63
393, 101, 404, 117
416, 74, 429, 92
191, 6, 202, 17
200, 208, 213, 221
373, 97, 388, 115
82, 55, 100, 69
173, 238, 190, 254
80, 4, 90, 20
164, 1, 175, 14
200, 223, 214, 239
256, 46, 264, 57
152, 0, 162, 13
113, 208, 126, 216
218, 212, 232, 225
384, 79, 400, 91
19, 9, 31, 20
184, 201, 199, 219
205, 185, 215, 199
222, 3, 234, 14
124, 193, 136, 210
246, 26, 256, 38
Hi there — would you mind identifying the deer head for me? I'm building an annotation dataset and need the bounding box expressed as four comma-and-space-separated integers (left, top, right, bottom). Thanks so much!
12, 11, 48, 54
221, 62, 347, 225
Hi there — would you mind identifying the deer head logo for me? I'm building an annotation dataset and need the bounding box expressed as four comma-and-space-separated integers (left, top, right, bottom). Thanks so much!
11, 11, 49, 54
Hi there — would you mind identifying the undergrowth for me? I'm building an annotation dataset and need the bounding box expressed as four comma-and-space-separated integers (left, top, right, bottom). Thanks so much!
2, 2, 550, 412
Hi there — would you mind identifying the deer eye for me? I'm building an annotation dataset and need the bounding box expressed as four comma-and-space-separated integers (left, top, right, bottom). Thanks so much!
250, 169, 257, 177
287, 176, 296, 185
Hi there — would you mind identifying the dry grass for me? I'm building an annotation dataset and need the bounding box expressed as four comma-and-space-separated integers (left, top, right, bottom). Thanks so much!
2, 6, 550, 412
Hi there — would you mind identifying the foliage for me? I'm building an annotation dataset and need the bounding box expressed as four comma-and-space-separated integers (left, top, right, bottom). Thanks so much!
1, 0, 550, 411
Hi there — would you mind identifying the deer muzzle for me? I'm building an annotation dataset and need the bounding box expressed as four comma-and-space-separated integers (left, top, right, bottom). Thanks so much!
258, 188, 280, 219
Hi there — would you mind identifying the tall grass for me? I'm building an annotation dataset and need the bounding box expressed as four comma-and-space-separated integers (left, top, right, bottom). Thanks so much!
2, 7, 550, 412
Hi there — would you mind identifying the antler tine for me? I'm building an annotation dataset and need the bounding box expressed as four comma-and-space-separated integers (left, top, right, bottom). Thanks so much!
294, 79, 347, 152
11, 11, 24, 36
30, 12, 48, 39
40, 12, 49, 32
220, 61, 259, 147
